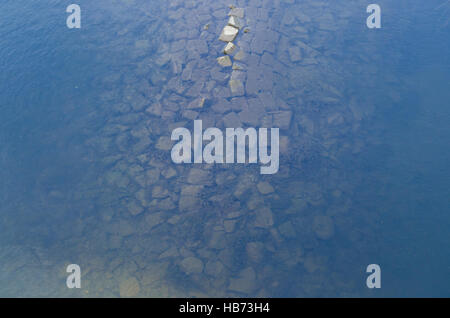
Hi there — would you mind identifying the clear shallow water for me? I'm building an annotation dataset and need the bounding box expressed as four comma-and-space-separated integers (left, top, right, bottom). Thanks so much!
0, 0, 448, 297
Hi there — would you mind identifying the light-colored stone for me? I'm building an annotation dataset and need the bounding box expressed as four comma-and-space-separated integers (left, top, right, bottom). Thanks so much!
234, 50, 245, 61
229, 79, 245, 96
219, 25, 239, 42
217, 55, 232, 67
231, 70, 245, 81
223, 42, 236, 55
228, 16, 243, 29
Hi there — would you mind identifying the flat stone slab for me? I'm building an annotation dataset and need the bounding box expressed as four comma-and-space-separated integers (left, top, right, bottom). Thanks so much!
228, 16, 243, 29
229, 79, 245, 96
228, 7, 244, 19
231, 70, 246, 82
217, 55, 232, 67
219, 25, 239, 42
233, 50, 245, 61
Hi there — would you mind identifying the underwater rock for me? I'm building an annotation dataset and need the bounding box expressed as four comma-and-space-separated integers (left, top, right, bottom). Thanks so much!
257, 181, 274, 194
223, 219, 237, 233
228, 16, 243, 29
187, 168, 211, 184
209, 230, 227, 249
278, 221, 296, 238
229, 79, 245, 96
228, 7, 244, 19
187, 97, 206, 109
188, 39, 208, 55
230, 70, 246, 82
128, 200, 143, 216
152, 186, 169, 199
162, 167, 177, 179
228, 267, 256, 294
273, 111, 292, 130
219, 26, 239, 42
313, 215, 335, 240
212, 98, 232, 114
289, 47, 302, 62
253, 207, 274, 229
180, 256, 204, 275
157, 197, 176, 211
223, 111, 242, 128
210, 67, 229, 82
217, 55, 232, 67
205, 260, 225, 277
246, 242, 264, 263
232, 62, 245, 71
119, 277, 140, 297
233, 50, 246, 61
156, 136, 173, 151
145, 212, 164, 230
179, 185, 203, 211
182, 110, 199, 120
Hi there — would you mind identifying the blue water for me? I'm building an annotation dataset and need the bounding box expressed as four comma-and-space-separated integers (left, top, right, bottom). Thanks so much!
0, 0, 449, 297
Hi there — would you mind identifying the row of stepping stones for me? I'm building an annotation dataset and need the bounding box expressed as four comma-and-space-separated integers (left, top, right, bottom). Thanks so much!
217, 7, 244, 69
